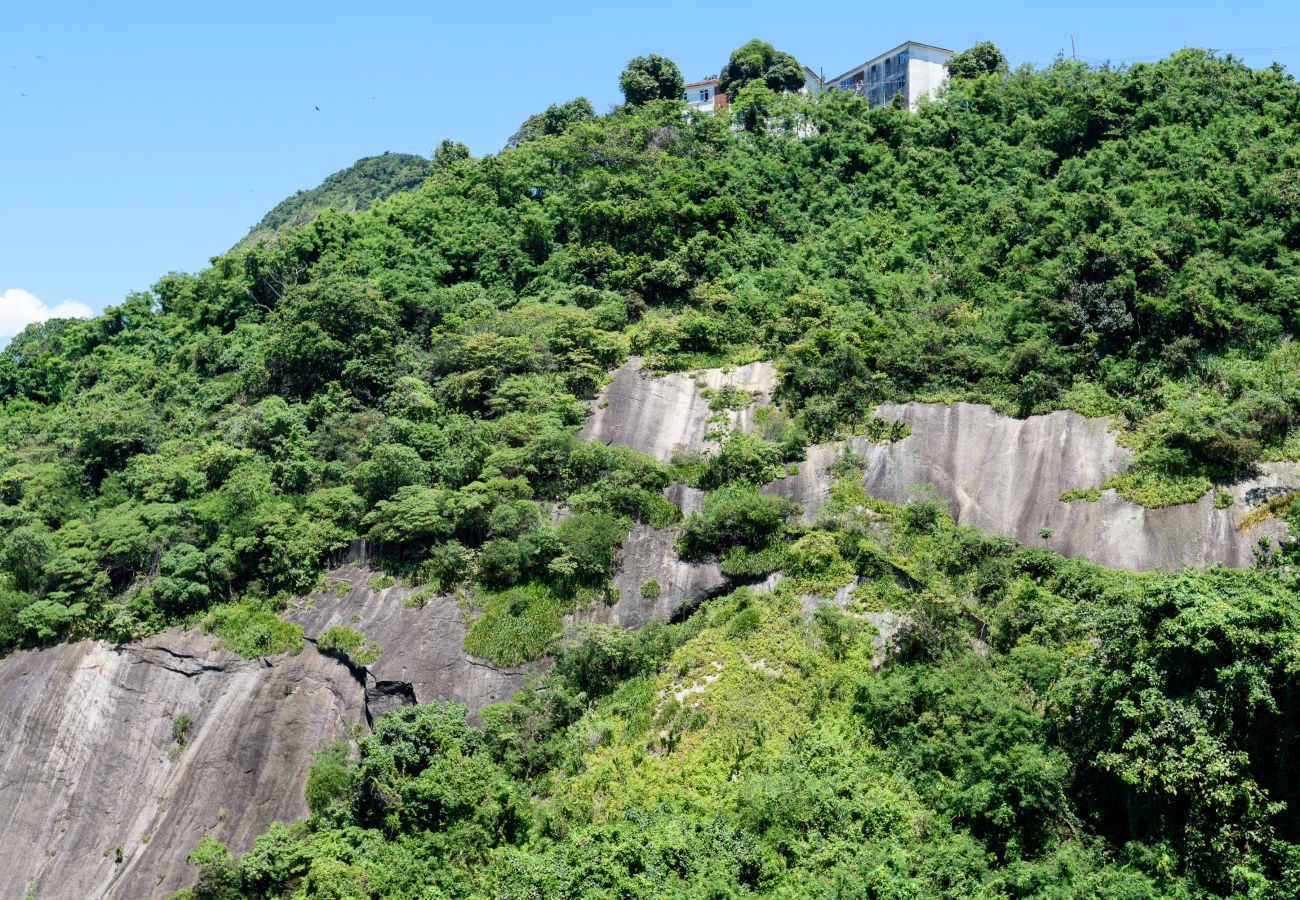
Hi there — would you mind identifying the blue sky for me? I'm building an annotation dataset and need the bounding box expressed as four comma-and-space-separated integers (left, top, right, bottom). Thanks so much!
2, 0, 1298, 338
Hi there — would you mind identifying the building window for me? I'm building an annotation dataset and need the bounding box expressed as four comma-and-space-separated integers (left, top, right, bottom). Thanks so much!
682, 91, 688, 101
699, 88, 710, 102
840, 78, 853, 89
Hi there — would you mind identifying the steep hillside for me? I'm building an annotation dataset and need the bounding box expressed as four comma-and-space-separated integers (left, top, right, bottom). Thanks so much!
233, 152, 430, 249
2, 43, 1300, 898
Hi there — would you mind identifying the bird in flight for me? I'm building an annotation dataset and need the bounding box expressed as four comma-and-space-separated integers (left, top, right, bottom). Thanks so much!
314, 105, 320, 111
35, 55, 43, 60
19, 92, 28, 97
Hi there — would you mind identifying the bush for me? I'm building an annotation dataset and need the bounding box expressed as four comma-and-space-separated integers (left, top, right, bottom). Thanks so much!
202, 603, 303, 658
304, 741, 352, 816
703, 431, 788, 488
464, 583, 565, 664
679, 485, 792, 560
317, 624, 382, 666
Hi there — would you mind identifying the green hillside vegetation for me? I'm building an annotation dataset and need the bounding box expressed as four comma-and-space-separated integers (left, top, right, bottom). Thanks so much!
3, 45, 1300, 659
235, 152, 432, 249
178, 490, 1300, 897
0, 36, 1298, 896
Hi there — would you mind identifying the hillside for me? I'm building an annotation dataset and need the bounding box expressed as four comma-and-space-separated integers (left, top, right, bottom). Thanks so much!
233, 151, 431, 249
2, 43, 1300, 897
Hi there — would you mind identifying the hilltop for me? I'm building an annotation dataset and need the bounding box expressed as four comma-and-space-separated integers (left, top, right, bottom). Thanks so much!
233, 151, 431, 250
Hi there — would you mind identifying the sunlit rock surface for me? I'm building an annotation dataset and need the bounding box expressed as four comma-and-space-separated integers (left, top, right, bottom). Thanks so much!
580, 357, 776, 459
288, 559, 547, 723
770, 400, 1293, 571
0, 631, 363, 899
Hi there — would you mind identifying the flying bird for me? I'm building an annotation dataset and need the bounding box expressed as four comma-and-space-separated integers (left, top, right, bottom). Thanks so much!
314, 105, 320, 111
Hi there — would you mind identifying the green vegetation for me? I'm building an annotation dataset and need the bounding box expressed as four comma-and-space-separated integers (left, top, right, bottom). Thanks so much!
235, 152, 431, 249
180, 494, 1300, 898
1061, 486, 1102, 503
620, 53, 685, 106
316, 624, 382, 667
0, 42, 1297, 661
201, 603, 303, 658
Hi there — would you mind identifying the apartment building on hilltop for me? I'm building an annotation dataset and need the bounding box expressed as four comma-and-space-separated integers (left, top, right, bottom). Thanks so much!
804, 41, 954, 110
681, 41, 953, 116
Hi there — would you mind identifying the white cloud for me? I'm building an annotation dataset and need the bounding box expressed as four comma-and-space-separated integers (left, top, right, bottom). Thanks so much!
0, 288, 93, 340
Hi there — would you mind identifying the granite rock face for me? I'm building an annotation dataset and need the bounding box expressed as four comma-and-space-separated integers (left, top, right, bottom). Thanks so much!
0, 631, 363, 900
580, 357, 776, 460
771, 401, 1293, 571
288, 562, 547, 721
571, 523, 726, 629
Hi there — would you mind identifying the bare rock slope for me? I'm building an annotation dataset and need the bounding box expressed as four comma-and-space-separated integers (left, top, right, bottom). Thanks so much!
0, 631, 363, 900
771, 400, 1293, 571
288, 562, 546, 723
581, 357, 776, 459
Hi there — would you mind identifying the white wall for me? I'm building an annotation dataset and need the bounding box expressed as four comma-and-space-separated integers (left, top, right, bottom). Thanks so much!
685, 83, 718, 113
905, 45, 952, 109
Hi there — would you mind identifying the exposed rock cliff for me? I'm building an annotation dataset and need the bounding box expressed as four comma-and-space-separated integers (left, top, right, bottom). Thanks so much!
288, 562, 546, 723
0, 631, 363, 899
580, 357, 776, 459
770, 401, 1293, 571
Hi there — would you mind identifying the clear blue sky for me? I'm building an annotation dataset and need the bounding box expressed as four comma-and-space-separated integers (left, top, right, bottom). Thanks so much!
2, 0, 1298, 336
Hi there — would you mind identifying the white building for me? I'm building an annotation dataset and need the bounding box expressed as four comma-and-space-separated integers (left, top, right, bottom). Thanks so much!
683, 77, 728, 114
804, 41, 954, 110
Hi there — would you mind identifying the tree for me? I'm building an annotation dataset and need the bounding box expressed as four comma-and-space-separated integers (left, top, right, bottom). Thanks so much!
508, 97, 596, 147
619, 54, 685, 106
718, 39, 804, 98
945, 42, 1009, 80
432, 138, 470, 169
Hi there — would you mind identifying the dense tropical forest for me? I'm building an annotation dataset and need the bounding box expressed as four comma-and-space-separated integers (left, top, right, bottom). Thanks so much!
2, 37, 1300, 896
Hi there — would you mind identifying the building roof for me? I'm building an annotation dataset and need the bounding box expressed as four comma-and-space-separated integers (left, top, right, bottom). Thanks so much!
684, 78, 720, 88
823, 40, 955, 88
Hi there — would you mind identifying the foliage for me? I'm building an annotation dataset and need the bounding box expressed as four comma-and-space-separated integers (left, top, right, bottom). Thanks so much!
191, 498, 1300, 897
316, 624, 382, 667
5, 45, 1298, 662
202, 603, 304, 658
718, 38, 804, 97
945, 41, 1009, 80
236, 152, 430, 249
620, 53, 685, 106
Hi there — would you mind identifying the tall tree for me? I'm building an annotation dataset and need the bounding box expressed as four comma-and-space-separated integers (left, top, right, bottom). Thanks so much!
718, 39, 804, 98
945, 41, 1009, 79
619, 53, 685, 106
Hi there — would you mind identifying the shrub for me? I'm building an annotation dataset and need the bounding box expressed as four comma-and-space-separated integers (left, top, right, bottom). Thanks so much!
202, 603, 303, 658
464, 583, 565, 664
640, 578, 661, 599
703, 430, 788, 488
679, 485, 792, 559
305, 741, 352, 816
317, 624, 382, 666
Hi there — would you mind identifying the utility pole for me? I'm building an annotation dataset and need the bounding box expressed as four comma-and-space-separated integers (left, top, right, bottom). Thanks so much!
1071, 35, 1077, 61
